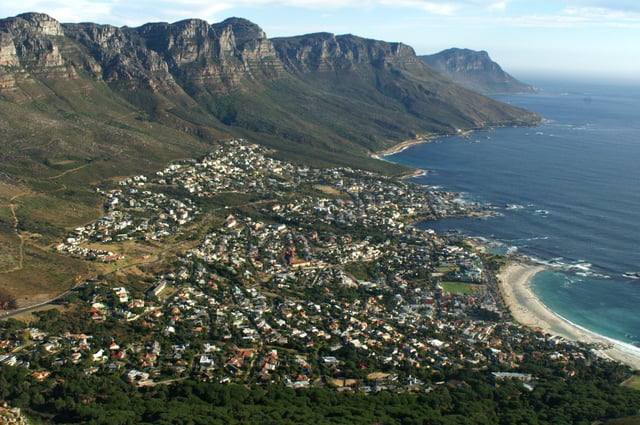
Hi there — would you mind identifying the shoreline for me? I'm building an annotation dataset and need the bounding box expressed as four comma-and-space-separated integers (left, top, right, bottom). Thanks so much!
374, 129, 479, 158
373, 131, 476, 179
376, 127, 640, 371
498, 261, 640, 370
372, 137, 434, 159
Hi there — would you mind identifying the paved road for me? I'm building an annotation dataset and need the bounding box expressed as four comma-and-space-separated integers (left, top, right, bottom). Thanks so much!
0, 209, 220, 320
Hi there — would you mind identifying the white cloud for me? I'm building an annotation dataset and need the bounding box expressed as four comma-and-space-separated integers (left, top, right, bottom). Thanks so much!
2, 0, 239, 25
2, 0, 640, 28
342, 0, 510, 14
377, 0, 460, 14
563, 5, 640, 20
512, 6, 640, 28
42, 4, 114, 24
1, 0, 514, 23
565, 0, 640, 12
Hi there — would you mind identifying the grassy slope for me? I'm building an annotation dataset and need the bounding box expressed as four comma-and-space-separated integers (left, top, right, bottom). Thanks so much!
0, 73, 222, 303
0, 68, 412, 302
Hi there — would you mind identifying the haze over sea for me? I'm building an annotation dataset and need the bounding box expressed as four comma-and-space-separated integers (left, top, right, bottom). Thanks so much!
386, 78, 640, 350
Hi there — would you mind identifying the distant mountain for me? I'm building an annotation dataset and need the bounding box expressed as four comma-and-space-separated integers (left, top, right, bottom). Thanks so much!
0, 12, 540, 294
420, 48, 536, 94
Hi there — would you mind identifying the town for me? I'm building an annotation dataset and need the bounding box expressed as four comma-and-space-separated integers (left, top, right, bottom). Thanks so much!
0, 139, 615, 396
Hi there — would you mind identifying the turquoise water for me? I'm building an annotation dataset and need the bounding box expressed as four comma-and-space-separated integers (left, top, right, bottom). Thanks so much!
387, 79, 640, 348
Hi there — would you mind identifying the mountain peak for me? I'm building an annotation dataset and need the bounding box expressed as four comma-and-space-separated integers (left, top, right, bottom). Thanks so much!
14, 12, 63, 36
430, 48, 497, 72
0, 12, 66, 73
420, 48, 535, 94
169, 18, 211, 30
213, 17, 267, 46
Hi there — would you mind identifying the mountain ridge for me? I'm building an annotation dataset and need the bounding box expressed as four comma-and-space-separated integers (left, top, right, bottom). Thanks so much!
0, 12, 541, 183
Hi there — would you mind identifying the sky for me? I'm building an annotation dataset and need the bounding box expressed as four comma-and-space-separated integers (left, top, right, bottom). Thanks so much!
2, 1, 640, 82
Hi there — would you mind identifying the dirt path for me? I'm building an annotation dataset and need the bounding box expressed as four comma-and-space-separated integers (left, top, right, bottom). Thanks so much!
46, 164, 89, 180
0, 192, 27, 274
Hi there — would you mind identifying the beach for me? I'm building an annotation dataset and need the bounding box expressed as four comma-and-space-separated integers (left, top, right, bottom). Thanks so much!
374, 131, 475, 159
372, 138, 435, 179
498, 262, 640, 370
373, 138, 431, 159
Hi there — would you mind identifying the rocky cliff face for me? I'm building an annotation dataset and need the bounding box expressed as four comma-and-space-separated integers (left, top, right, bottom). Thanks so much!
131, 17, 285, 92
1, 13, 65, 69
0, 14, 284, 94
420, 48, 536, 94
0, 13, 69, 93
272, 32, 419, 73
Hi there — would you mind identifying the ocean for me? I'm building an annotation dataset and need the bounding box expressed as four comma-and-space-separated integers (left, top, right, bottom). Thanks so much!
385, 78, 640, 349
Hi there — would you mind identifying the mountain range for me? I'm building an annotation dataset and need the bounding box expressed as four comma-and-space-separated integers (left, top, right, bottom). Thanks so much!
0, 12, 540, 300
0, 13, 539, 173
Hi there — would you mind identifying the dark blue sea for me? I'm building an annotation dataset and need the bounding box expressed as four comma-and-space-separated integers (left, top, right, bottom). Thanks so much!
386, 78, 640, 351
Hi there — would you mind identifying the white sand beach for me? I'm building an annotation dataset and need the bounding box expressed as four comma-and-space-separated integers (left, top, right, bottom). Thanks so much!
372, 138, 431, 159
498, 262, 640, 370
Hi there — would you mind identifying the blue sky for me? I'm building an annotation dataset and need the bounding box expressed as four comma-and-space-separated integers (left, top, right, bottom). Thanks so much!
2, 1, 640, 81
